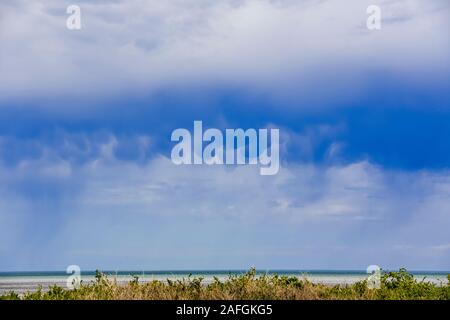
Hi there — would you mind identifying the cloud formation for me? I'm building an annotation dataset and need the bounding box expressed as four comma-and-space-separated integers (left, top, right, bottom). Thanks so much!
1, 133, 449, 270
0, 0, 449, 271
0, 0, 448, 106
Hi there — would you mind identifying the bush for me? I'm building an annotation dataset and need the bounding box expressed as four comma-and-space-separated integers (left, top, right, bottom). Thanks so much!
1, 269, 448, 300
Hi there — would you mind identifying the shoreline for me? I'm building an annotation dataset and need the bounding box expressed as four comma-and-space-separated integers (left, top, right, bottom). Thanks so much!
1, 271, 448, 295
1, 269, 449, 300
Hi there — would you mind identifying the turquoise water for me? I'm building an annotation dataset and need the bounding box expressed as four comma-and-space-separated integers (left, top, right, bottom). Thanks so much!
0, 270, 448, 294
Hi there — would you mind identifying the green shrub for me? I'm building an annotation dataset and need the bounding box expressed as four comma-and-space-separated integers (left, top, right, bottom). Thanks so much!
1, 269, 448, 300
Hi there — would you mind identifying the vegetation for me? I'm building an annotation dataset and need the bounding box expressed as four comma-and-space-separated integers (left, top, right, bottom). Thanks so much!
1, 268, 449, 300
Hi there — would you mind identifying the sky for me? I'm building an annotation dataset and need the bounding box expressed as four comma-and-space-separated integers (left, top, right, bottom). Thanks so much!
0, 0, 449, 271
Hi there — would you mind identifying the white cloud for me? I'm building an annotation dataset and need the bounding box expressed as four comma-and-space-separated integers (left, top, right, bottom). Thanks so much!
0, 0, 448, 106
1, 133, 449, 269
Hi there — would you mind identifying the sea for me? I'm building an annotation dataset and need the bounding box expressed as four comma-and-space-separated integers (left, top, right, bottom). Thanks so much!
0, 270, 448, 295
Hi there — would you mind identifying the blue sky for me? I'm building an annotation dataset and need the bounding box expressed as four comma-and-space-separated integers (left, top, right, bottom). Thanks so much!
0, 0, 449, 271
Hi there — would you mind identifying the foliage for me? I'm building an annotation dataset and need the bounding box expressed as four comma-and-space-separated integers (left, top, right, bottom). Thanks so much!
1, 269, 449, 300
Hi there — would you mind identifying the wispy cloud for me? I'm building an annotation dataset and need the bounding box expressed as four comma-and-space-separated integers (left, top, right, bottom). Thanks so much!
0, 0, 448, 105
1, 132, 449, 270
0, 0, 449, 271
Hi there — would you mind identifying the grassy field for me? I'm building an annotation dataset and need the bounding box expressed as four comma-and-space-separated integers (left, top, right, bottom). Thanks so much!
1, 268, 449, 300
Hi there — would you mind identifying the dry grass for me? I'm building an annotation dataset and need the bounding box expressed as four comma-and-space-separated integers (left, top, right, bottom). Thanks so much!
1, 268, 449, 300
